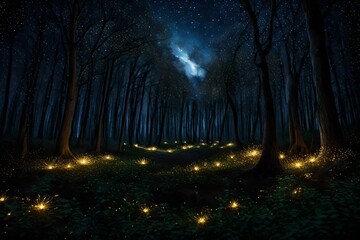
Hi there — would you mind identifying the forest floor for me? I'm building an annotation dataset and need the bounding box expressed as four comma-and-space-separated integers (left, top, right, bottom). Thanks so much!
0, 141, 360, 239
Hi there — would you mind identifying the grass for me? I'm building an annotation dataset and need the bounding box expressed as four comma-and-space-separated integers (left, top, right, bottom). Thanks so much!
0, 143, 359, 239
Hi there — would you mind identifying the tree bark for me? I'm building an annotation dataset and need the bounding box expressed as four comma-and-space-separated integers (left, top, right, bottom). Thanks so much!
0, 37, 15, 135
240, 0, 282, 175
56, 3, 79, 158
301, 0, 343, 147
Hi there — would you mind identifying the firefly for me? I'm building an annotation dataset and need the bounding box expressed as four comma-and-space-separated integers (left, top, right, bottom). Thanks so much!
77, 157, 91, 165
197, 216, 207, 225
142, 207, 150, 214
293, 162, 303, 168
230, 201, 239, 209
33, 195, 52, 211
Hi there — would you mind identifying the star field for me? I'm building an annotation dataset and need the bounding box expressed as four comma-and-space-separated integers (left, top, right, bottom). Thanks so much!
149, 0, 240, 80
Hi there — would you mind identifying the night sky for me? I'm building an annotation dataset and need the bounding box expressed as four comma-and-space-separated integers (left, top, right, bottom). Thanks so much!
149, 0, 240, 80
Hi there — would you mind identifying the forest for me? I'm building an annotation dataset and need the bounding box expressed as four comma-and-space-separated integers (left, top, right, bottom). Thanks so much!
0, 0, 359, 239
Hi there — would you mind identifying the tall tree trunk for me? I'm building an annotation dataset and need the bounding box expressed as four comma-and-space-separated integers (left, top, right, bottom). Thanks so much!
240, 0, 282, 175
0, 37, 15, 135
178, 96, 185, 144
77, 64, 94, 147
95, 59, 114, 153
119, 58, 138, 151
56, 4, 79, 158
227, 94, 241, 146
301, 0, 343, 147
38, 47, 59, 139
282, 46, 308, 154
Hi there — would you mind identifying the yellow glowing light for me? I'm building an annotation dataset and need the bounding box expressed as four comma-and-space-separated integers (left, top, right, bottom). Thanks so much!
227, 142, 234, 147
0, 196, 6, 202
229, 154, 235, 159
134, 144, 139, 147
103, 154, 113, 160
167, 149, 174, 153
215, 162, 221, 167
77, 157, 91, 165
138, 158, 149, 165
293, 162, 303, 168
7, 212, 11, 216
200, 143, 206, 146
309, 157, 316, 163
33, 195, 51, 211
279, 154, 285, 159
193, 165, 200, 171
230, 201, 239, 209
248, 150, 259, 157
142, 207, 150, 214
197, 216, 207, 225
45, 164, 55, 170
304, 173, 313, 179
292, 187, 302, 195
65, 164, 73, 169
147, 147, 157, 151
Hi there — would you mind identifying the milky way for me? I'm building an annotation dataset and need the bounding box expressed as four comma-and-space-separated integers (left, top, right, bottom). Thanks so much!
149, 0, 240, 80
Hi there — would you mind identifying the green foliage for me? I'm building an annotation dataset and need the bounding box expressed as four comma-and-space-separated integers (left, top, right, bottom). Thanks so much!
0, 150, 359, 239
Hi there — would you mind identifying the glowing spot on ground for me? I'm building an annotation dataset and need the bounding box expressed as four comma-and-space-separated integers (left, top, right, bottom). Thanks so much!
293, 162, 303, 169
230, 201, 239, 209
279, 154, 285, 159
77, 157, 91, 165
47, 165, 55, 170
138, 158, 149, 165
33, 195, 52, 211
247, 150, 259, 157
142, 207, 150, 214
103, 154, 114, 160
197, 216, 207, 225
182, 145, 194, 150
309, 157, 316, 163
292, 187, 302, 195
43, 162, 57, 170
65, 164, 73, 169
134, 144, 139, 147
304, 173, 313, 179
147, 147, 157, 151
215, 162, 221, 167
227, 142, 235, 147
229, 154, 235, 159
193, 165, 200, 171
0, 196, 6, 202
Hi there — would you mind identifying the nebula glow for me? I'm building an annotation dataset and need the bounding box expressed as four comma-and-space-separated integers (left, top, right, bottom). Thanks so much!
171, 44, 206, 79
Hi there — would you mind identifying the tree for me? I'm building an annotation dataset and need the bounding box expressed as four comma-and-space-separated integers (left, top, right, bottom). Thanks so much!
238, 0, 282, 175
277, 1, 309, 154
300, 0, 343, 148
0, 0, 25, 135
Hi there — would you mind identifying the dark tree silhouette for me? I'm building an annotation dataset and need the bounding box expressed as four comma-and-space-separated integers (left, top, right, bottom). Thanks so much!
301, 0, 343, 148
